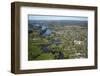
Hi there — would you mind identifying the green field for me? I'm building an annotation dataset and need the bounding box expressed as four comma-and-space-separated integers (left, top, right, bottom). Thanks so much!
28, 24, 88, 60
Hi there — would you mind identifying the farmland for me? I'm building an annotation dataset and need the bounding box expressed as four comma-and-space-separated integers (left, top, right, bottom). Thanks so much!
28, 19, 88, 61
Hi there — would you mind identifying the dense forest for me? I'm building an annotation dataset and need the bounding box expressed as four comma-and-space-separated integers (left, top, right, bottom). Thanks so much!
28, 19, 88, 60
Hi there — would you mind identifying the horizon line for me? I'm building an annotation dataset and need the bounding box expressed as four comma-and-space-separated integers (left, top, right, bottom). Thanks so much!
28, 15, 88, 21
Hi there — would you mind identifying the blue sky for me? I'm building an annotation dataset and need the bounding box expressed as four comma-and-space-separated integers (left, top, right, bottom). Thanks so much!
28, 15, 88, 21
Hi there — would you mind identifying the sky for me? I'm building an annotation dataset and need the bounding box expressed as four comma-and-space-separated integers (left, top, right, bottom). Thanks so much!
28, 15, 88, 21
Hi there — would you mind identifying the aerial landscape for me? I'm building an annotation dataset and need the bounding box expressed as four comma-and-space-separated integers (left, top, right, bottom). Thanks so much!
28, 15, 88, 61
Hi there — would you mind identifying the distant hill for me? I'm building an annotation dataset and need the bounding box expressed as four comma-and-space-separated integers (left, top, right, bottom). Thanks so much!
29, 20, 87, 26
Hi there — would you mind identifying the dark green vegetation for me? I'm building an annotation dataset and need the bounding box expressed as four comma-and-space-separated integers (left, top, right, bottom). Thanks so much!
28, 20, 88, 61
